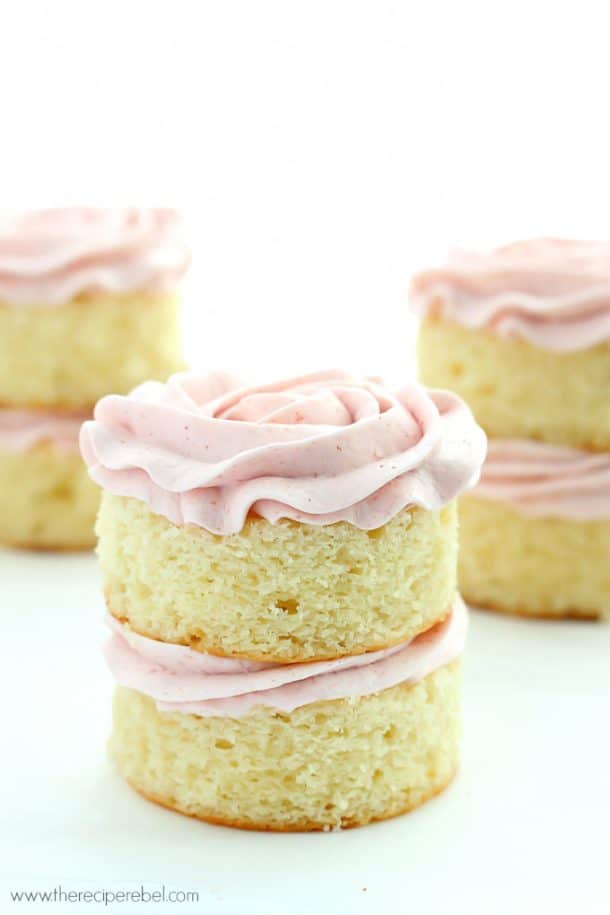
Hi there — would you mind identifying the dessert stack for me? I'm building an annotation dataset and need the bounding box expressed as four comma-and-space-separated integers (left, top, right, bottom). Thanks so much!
412, 239, 610, 619
0, 208, 189, 550
82, 369, 485, 830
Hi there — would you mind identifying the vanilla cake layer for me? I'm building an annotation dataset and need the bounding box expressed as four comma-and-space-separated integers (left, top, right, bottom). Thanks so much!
0, 292, 183, 409
97, 493, 458, 662
0, 444, 99, 549
459, 495, 610, 619
418, 317, 610, 451
110, 660, 460, 832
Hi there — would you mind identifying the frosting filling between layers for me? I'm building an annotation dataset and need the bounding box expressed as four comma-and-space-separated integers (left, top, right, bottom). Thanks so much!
104, 596, 467, 717
472, 438, 610, 520
0, 407, 86, 452
410, 238, 610, 351
81, 370, 487, 534
0, 208, 189, 306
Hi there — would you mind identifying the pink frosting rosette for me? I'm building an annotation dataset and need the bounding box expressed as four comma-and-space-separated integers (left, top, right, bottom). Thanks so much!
0, 208, 189, 306
410, 238, 610, 351
81, 369, 487, 535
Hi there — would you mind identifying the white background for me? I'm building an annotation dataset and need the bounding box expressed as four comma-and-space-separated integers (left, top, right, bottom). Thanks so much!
2, 2, 610, 913
4, 1, 610, 379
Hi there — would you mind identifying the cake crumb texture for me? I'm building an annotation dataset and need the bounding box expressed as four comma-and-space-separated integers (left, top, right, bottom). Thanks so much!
0, 444, 99, 549
110, 661, 461, 831
0, 291, 183, 408
418, 316, 610, 450
459, 495, 610, 619
98, 494, 458, 661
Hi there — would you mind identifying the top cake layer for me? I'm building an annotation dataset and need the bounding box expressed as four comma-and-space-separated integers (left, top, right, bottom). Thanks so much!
81, 369, 486, 535
410, 239, 610, 352
0, 208, 189, 306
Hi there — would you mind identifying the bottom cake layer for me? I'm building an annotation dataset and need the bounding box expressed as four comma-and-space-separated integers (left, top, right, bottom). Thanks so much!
459, 496, 610, 620
0, 444, 99, 550
110, 661, 460, 831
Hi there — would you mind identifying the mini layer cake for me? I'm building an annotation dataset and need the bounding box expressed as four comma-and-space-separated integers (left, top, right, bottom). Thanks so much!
411, 239, 610, 618
83, 370, 485, 830
0, 208, 189, 550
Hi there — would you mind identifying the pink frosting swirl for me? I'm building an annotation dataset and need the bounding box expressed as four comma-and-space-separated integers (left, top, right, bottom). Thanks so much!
80, 370, 486, 534
473, 438, 610, 520
410, 239, 610, 351
0, 208, 189, 306
104, 596, 467, 717
0, 407, 87, 452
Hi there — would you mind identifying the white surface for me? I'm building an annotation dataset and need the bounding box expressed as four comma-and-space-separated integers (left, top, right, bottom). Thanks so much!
2, 547, 610, 915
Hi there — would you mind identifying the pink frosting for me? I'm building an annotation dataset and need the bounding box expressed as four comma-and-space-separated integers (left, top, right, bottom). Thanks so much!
473, 438, 610, 520
80, 370, 486, 534
104, 597, 466, 717
410, 239, 610, 351
0, 406, 87, 452
0, 208, 189, 306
